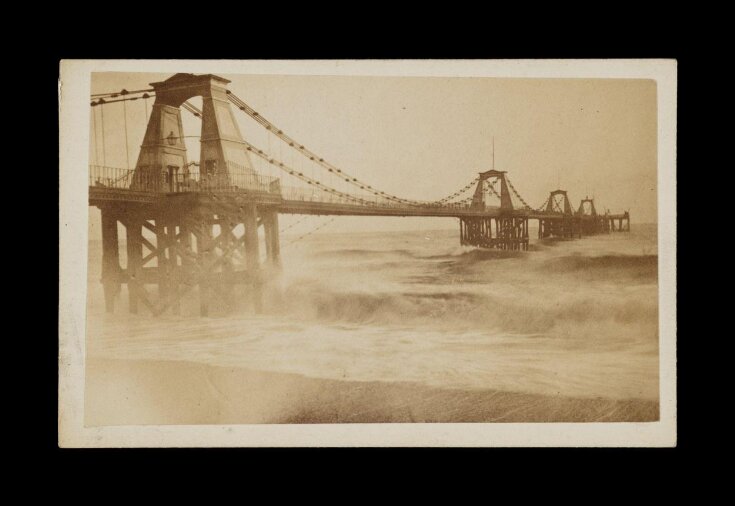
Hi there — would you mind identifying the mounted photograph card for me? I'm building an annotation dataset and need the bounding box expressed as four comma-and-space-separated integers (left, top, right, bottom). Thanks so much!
58, 59, 677, 447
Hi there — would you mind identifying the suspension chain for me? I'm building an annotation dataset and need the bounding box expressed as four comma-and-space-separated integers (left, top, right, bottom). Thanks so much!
227, 91, 430, 206
280, 215, 310, 233
98, 89, 540, 214
435, 176, 481, 204
504, 175, 532, 209
535, 196, 550, 212
284, 217, 336, 247
180, 102, 380, 206
184, 94, 487, 210
486, 180, 501, 199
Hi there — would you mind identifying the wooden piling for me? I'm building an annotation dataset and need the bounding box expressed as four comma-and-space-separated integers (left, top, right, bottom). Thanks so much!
243, 204, 262, 312
167, 221, 181, 315
196, 221, 212, 317
125, 217, 142, 314
243, 205, 260, 270
270, 212, 281, 268
156, 216, 169, 306
100, 207, 120, 313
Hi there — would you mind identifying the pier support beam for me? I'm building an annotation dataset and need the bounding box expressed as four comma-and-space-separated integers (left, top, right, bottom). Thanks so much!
538, 216, 582, 239
125, 218, 142, 314
156, 216, 169, 305
220, 215, 235, 305
459, 215, 528, 250
100, 207, 121, 313
178, 221, 193, 308
196, 222, 212, 317
243, 205, 260, 270
168, 221, 181, 315
263, 210, 281, 268
107, 202, 276, 317
243, 204, 263, 312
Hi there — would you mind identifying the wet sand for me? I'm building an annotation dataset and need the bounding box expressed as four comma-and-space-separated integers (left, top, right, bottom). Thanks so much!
85, 358, 659, 426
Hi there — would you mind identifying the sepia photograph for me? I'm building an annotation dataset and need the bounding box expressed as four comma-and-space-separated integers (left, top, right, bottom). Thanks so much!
59, 60, 676, 447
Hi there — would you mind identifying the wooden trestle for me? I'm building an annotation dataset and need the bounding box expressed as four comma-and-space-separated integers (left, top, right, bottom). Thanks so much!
538, 216, 582, 239
537, 213, 630, 239
96, 193, 281, 316
459, 212, 631, 248
460, 215, 529, 250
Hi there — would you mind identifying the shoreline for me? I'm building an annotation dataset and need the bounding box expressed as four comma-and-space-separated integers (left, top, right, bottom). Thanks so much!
85, 358, 659, 426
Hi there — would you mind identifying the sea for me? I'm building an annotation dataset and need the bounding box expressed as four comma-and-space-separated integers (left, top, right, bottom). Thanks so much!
85, 222, 659, 414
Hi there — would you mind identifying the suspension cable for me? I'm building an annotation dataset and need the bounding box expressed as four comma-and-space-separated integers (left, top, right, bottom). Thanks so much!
91, 107, 98, 165
167, 95, 529, 212
435, 176, 481, 204
182, 101, 400, 207
100, 101, 106, 166
92, 86, 510, 209
504, 175, 532, 209
280, 215, 310, 234
123, 99, 130, 170
240, 139, 382, 206
535, 196, 550, 212
182, 101, 201, 117
89, 85, 553, 213
284, 217, 336, 248
226, 91, 427, 205
91, 88, 155, 99
91, 94, 152, 107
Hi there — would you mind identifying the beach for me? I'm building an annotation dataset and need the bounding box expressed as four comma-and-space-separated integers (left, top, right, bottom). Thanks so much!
86, 358, 658, 425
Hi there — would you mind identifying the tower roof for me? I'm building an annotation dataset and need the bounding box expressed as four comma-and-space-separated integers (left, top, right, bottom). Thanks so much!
478, 169, 507, 179
150, 73, 231, 88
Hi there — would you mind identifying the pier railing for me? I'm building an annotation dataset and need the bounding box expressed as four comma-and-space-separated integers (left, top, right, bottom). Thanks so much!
278, 185, 478, 210
90, 166, 136, 190
89, 164, 281, 195
89, 164, 488, 212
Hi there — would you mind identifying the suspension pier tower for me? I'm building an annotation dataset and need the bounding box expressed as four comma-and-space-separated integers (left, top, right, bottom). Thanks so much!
538, 190, 580, 239
576, 197, 630, 235
459, 170, 529, 250
92, 74, 282, 317
577, 197, 604, 235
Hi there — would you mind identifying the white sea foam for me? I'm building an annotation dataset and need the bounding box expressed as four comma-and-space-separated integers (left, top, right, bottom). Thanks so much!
86, 224, 659, 401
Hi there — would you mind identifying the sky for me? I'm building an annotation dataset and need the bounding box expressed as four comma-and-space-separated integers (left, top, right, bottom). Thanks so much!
89, 72, 657, 233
